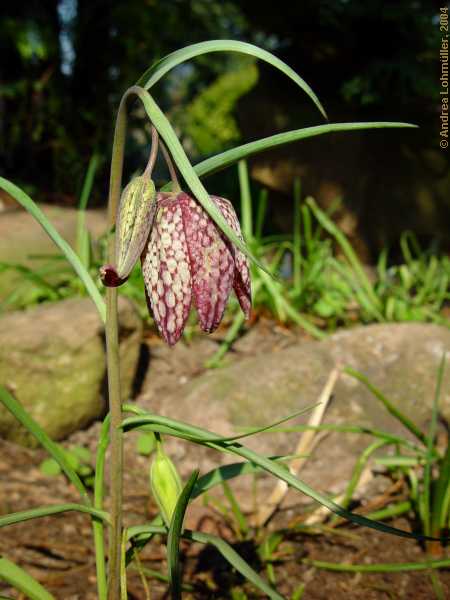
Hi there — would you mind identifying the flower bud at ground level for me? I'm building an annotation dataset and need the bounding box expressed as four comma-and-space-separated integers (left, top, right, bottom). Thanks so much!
141, 192, 251, 345
150, 440, 183, 527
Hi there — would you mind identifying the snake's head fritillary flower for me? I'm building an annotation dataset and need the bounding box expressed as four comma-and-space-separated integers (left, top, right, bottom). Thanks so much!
141, 192, 251, 346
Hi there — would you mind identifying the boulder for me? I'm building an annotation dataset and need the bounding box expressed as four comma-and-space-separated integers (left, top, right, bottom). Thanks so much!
0, 204, 106, 301
0, 297, 142, 446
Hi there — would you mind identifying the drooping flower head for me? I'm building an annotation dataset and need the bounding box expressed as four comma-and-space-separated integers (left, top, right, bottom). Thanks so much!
141, 192, 251, 345
100, 129, 251, 345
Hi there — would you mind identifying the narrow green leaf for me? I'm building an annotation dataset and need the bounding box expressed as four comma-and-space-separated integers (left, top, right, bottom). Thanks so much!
198, 404, 320, 443
366, 501, 412, 522
422, 352, 443, 535
0, 262, 62, 298
192, 457, 289, 498
223, 443, 444, 543
205, 309, 247, 368
0, 557, 55, 600
344, 367, 428, 446
167, 471, 199, 600
238, 160, 253, 242
375, 456, 421, 467
0, 177, 106, 322
125, 515, 164, 567
430, 354, 449, 536
186, 530, 285, 600
303, 558, 450, 573
291, 583, 305, 600
292, 178, 302, 294
257, 269, 326, 339
121, 405, 318, 444
137, 39, 327, 119
222, 480, 249, 536
192, 122, 418, 179
0, 503, 110, 529
329, 439, 387, 526
78, 154, 100, 213
76, 153, 99, 263
0, 387, 89, 503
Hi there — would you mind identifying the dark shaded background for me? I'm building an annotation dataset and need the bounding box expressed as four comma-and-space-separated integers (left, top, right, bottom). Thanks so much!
0, 0, 448, 259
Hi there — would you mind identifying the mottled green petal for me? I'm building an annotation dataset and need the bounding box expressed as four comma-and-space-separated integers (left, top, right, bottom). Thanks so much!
115, 175, 156, 278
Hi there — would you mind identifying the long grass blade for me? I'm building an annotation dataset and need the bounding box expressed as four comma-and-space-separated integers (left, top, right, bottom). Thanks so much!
0, 557, 55, 600
238, 160, 253, 242
365, 501, 412, 522
255, 189, 268, 241
136, 39, 326, 119
205, 310, 247, 368
167, 471, 199, 599
221, 480, 249, 536
0, 387, 89, 503
0, 177, 106, 322
122, 405, 318, 444
216, 443, 446, 543
430, 354, 449, 537
344, 367, 428, 446
186, 530, 285, 600
192, 122, 417, 179
303, 558, 450, 572
341, 440, 388, 511
422, 355, 445, 535
76, 153, 99, 265
192, 457, 290, 498
0, 503, 110, 529
292, 178, 302, 294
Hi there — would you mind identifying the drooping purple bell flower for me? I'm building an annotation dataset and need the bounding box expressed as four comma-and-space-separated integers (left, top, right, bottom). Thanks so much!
141, 192, 251, 346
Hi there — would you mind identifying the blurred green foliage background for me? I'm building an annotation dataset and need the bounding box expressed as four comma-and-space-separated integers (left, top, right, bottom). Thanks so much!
0, 1, 448, 257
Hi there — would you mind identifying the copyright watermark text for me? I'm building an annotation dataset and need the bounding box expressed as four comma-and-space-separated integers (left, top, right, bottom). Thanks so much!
439, 7, 449, 149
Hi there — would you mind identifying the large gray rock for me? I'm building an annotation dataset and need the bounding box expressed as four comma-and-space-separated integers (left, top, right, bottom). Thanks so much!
0, 205, 106, 301
145, 323, 450, 494
0, 297, 142, 446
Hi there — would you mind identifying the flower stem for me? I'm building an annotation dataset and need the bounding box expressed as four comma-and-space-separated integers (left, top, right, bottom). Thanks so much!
143, 126, 159, 178
106, 288, 123, 600
104, 86, 165, 597
160, 139, 181, 192
106, 93, 127, 600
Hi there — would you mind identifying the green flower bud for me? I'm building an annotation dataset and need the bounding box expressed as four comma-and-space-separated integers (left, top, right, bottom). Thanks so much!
150, 440, 182, 526
115, 174, 156, 280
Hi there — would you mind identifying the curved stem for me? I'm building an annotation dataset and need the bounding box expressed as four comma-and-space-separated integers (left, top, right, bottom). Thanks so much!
143, 126, 159, 178
160, 139, 181, 191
